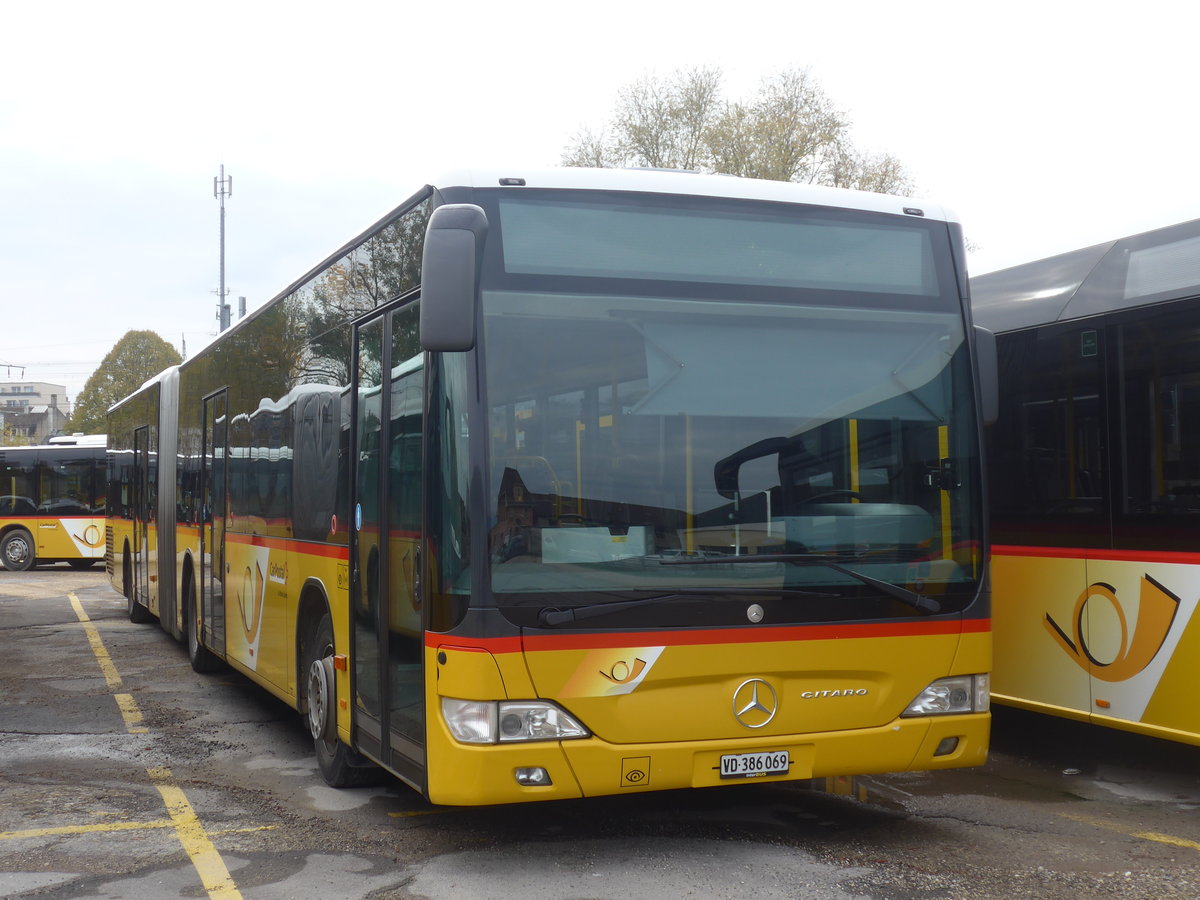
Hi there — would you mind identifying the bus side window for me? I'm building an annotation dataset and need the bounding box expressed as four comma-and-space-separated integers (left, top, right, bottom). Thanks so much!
1117, 307, 1200, 517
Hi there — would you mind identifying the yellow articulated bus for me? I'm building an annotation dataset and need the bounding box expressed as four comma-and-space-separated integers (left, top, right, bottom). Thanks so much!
1, 440, 107, 571
107, 167, 994, 805
972, 216, 1200, 746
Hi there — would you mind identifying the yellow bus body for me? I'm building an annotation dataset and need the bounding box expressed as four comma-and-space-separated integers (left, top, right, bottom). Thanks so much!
992, 546, 1200, 746
29, 515, 105, 560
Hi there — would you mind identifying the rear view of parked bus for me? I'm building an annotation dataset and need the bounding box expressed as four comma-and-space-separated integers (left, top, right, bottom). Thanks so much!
973, 217, 1200, 746
0, 442, 106, 571
109, 168, 992, 805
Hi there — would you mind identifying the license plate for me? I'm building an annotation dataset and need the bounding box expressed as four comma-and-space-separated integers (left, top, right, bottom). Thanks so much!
719, 750, 790, 779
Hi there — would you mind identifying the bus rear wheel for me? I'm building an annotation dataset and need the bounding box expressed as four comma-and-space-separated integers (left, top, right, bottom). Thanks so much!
186, 578, 222, 673
305, 612, 377, 787
1, 529, 35, 572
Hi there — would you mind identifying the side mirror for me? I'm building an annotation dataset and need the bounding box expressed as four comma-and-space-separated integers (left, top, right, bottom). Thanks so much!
713, 436, 787, 499
420, 204, 488, 352
974, 325, 998, 426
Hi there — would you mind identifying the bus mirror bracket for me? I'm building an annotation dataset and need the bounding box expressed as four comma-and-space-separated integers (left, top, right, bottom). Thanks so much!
420, 203, 488, 352
974, 325, 998, 426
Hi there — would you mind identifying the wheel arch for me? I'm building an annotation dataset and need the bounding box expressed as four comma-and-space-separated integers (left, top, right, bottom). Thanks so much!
0, 522, 28, 541
296, 578, 334, 716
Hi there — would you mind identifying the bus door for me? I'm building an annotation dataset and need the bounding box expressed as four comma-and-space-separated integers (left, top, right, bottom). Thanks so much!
201, 391, 228, 656
351, 302, 425, 784
132, 426, 152, 610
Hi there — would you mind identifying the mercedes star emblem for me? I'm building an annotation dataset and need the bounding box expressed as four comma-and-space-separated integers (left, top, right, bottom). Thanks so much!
732, 677, 778, 728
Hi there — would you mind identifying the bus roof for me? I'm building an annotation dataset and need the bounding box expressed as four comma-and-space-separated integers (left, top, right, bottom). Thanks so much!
971, 217, 1200, 334
432, 167, 958, 224
172, 166, 962, 373
0, 443, 105, 455
47, 434, 107, 446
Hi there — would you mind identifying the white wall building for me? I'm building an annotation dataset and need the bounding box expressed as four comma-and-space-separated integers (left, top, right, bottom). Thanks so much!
0, 381, 71, 444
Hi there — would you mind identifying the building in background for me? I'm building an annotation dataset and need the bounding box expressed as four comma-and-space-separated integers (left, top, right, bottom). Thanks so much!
0, 382, 70, 445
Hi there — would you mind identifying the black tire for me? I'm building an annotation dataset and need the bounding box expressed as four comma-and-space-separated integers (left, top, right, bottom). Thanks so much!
305, 612, 378, 787
185, 577, 222, 673
1, 529, 35, 572
68, 559, 97, 570
124, 550, 153, 624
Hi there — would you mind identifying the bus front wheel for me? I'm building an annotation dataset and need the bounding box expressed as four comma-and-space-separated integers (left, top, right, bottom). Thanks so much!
1, 529, 35, 572
305, 612, 377, 787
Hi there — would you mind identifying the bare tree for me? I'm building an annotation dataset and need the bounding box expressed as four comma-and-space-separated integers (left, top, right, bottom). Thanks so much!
617, 66, 722, 170
568, 66, 723, 171
562, 66, 915, 196
561, 126, 617, 168
826, 143, 916, 196
709, 69, 847, 183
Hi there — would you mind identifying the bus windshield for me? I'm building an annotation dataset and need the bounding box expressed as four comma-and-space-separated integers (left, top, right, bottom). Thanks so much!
480, 190, 983, 625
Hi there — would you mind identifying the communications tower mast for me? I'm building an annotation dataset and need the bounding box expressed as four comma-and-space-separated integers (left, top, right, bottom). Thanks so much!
214, 165, 233, 331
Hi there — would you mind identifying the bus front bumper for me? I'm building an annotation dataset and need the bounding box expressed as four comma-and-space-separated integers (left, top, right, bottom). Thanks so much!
424, 712, 989, 806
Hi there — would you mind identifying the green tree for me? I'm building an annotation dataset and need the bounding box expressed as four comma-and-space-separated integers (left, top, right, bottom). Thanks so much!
562, 66, 915, 195
68, 330, 182, 434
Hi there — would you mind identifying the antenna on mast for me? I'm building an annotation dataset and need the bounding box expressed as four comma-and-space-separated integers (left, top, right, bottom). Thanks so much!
214, 165, 233, 331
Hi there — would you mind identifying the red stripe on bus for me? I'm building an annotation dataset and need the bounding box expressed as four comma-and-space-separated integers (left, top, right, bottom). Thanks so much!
993, 544, 1200, 566
0, 515, 103, 521
222, 532, 350, 559
427, 634, 524, 654
427, 618, 989, 654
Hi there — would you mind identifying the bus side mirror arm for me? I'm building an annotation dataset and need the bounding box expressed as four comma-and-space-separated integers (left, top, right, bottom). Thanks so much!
974, 325, 998, 426
420, 204, 489, 352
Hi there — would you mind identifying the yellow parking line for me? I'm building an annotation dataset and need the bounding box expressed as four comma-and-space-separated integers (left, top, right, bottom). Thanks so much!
67, 592, 246, 899
1062, 813, 1200, 854
70, 594, 143, 734
69, 592, 122, 690
1132, 830, 1200, 853
0, 819, 282, 842
0, 820, 173, 840
148, 766, 243, 900
114, 693, 148, 733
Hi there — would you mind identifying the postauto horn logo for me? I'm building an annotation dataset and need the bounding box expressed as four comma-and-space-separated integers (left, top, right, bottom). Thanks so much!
1044, 575, 1180, 681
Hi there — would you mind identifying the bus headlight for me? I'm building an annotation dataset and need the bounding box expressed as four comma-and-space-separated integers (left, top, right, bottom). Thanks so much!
901, 674, 990, 717
442, 698, 589, 744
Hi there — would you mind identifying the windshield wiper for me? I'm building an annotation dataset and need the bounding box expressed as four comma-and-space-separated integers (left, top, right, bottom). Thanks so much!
537, 587, 837, 628
539, 594, 690, 627
658, 553, 941, 614
819, 562, 941, 614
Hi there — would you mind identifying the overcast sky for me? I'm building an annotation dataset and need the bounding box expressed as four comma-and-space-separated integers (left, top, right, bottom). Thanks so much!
2, 0, 1197, 405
